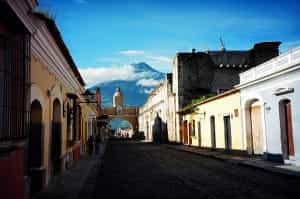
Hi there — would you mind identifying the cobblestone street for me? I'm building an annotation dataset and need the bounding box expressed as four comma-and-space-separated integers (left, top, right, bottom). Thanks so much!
94, 140, 300, 199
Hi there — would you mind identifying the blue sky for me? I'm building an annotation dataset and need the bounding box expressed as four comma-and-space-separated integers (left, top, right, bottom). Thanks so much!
39, 0, 300, 86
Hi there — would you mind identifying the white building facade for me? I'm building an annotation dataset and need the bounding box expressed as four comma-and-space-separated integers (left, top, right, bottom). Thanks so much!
139, 74, 178, 142
238, 47, 300, 166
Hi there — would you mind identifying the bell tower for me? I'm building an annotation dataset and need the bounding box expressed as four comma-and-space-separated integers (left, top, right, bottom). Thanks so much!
113, 87, 124, 108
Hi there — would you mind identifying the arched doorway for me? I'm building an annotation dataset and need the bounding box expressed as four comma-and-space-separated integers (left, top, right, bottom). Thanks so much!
109, 118, 134, 138
245, 99, 265, 155
29, 100, 44, 193
279, 99, 295, 160
51, 99, 62, 176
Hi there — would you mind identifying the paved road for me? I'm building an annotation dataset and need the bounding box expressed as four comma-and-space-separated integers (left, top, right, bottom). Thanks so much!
94, 140, 300, 199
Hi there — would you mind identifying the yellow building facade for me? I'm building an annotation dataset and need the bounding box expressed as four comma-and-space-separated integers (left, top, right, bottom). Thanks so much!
29, 12, 98, 191
180, 89, 245, 151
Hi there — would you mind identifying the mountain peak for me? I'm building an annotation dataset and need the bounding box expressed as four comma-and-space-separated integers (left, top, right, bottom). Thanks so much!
131, 62, 159, 73
89, 62, 165, 107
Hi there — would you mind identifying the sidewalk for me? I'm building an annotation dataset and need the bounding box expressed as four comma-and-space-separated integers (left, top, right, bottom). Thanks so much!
33, 141, 106, 199
166, 144, 300, 178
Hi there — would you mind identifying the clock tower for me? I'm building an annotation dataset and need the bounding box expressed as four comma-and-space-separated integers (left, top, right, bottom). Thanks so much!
113, 87, 124, 108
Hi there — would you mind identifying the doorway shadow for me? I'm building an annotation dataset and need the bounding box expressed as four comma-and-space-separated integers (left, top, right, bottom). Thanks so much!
152, 114, 168, 144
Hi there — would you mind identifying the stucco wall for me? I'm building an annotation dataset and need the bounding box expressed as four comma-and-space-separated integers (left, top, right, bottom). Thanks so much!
240, 69, 300, 165
31, 54, 93, 184
139, 76, 176, 142
182, 91, 244, 150
31, 54, 60, 184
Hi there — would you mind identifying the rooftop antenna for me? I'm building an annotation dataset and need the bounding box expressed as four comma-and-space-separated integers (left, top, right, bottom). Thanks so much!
220, 37, 226, 51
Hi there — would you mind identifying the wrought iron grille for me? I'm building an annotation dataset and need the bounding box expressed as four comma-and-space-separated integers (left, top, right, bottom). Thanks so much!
0, 33, 30, 141
75, 105, 82, 141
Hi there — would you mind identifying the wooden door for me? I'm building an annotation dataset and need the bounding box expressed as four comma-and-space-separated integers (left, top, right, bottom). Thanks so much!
250, 105, 264, 154
286, 103, 295, 156
224, 116, 232, 150
188, 122, 192, 145
182, 120, 188, 145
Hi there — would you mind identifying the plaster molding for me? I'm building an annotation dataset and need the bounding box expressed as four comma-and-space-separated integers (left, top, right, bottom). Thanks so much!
31, 23, 83, 94
31, 84, 46, 110
6, 0, 36, 34
7, 2, 85, 95
50, 84, 63, 105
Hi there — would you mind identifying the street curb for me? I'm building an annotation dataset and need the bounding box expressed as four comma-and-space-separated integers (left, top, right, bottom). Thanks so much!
77, 141, 107, 199
237, 161, 300, 179
166, 145, 300, 179
166, 145, 228, 162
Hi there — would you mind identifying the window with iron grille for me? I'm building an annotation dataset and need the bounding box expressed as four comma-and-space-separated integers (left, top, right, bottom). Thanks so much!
74, 105, 82, 141
0, 21, 30, 141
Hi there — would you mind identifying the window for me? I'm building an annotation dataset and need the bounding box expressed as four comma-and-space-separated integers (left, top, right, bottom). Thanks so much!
0, 30, 30, 140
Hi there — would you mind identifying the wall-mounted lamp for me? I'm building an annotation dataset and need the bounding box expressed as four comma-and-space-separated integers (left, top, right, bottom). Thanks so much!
264, 102, 271, 111
265, 106, 271, 111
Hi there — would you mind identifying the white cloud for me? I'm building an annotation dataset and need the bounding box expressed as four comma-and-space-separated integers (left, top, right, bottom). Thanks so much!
136, 78, 162, 87
79, 65, 136, 86
120, 50, 145, 56
143, 88, 153, 94
96, 57, 120, 63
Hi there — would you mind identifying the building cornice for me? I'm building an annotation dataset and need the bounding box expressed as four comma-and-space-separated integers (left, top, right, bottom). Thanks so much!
6, 0, 84, 94
6, 0, 36, 34
239, 47, 300, 87
139, 100, 164, 115
31, 21, 84, 94
236, 63, 300, 89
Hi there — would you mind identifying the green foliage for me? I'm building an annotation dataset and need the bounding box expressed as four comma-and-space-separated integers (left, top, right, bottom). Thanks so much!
181, 93, 217, 112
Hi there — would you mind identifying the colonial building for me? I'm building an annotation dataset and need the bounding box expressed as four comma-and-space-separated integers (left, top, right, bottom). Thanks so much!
238, 46, 300, 165
139, 74, 177, 143
178, 89, 245, 152
0, 1, 99, 197
29, 10, 99, 194
173, 42, 281, 144
0, 1, 34, 199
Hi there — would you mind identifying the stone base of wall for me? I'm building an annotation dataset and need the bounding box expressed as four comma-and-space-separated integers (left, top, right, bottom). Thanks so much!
0, 146, 25, 199
264, 152, 284, 163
